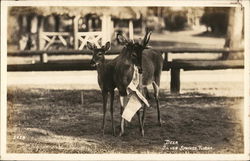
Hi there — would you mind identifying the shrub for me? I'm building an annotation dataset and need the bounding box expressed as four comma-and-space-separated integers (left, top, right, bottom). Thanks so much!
164, 13, 187, 31
200, 7, 229, 35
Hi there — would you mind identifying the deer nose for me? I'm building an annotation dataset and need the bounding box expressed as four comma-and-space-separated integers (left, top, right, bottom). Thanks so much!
90, 60, 96, 67
138, 67, 143, 74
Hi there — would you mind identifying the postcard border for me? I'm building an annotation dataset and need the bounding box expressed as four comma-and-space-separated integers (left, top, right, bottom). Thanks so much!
1, 0, 249, 160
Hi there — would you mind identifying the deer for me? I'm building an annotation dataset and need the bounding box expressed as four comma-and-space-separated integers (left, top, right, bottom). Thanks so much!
87, 30, 163, 137
87, 41, 146, 136
114, 30, 164, 136
87, 41, 117, 136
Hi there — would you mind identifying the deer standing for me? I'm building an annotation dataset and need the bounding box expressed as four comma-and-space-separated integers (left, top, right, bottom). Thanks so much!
88, 31, 163, 137
87, 41, 117, 136
88, 41, 143, 136
115, 30, 163, 136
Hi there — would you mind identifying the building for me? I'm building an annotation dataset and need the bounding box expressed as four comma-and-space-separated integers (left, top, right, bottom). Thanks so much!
8, 6, 146, 51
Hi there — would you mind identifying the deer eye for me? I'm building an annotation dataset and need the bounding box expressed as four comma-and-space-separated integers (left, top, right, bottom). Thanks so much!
132, 53, 137, 58
97, 53, 103, 56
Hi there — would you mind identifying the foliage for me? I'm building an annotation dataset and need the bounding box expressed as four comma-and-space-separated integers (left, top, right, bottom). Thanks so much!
200, 7, 230, 35
162, 8, 188, 31
164, 14, 187, 31
9, 6, 147, 19
146, 7, 189, 31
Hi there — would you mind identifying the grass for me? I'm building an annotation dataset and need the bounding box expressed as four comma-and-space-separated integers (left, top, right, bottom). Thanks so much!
7, 87, 244, 154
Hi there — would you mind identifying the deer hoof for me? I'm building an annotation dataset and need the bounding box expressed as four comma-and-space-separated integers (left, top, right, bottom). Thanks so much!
158, 119, 165, 127
112, 130, 116, 136
158, 120, 163, 127
141, 130, 145, 137
119, 131, 124, 137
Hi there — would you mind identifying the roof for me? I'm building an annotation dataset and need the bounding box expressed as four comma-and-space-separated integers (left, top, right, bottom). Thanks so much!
9, 6, 147, 19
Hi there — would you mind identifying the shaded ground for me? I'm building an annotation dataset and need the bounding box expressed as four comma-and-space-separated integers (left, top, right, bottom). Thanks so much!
7, 87, 244, 154
193, 31, 226, 38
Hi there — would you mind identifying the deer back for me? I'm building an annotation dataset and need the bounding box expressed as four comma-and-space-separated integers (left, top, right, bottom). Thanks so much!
141, 49, 163, 86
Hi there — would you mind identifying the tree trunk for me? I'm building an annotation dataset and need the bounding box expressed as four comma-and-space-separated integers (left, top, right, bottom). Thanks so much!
223, 7, 244, 60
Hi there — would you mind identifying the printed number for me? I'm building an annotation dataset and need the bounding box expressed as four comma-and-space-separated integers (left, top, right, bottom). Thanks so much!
13, 135, 26, 140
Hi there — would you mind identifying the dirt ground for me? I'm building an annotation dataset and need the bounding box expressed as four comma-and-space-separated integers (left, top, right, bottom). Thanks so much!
6, 70, 244, 154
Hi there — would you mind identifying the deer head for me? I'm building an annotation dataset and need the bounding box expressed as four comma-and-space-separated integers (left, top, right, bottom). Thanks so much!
87, 42, 111, 67
117, 30, 152, 74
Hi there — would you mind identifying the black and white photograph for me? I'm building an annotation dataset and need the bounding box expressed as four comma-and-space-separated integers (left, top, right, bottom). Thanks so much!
1, 0, 249, 160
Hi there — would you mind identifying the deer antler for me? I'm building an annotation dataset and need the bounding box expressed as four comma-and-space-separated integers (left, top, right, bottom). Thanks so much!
143, 28, 152, 47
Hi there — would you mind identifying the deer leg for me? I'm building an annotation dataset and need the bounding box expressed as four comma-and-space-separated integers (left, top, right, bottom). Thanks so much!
102, 91, 108, 135
152, 82, 162, 126
142, 87, 148, 127
143, 87, 150, 99
120, 101, 124, 119
110, 90, 115, 136
142, 106, 146, 127
119, 96, 125, 136
137, 111, 144, 137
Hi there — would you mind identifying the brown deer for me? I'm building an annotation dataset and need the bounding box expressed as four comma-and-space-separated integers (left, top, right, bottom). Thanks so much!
87, 41, 145, 136
87, 41, 117, 136
115, 30, 163, 136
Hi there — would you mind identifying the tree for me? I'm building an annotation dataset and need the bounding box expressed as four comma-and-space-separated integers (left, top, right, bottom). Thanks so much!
200, 7, 229, 35
223, 7, 244, 59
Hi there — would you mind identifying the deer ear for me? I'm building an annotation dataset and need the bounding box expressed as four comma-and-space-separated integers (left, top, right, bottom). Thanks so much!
138, 38, 143, 46
117, 34, 128, 45
86, 42, 96, 50
102, 42, 111, 51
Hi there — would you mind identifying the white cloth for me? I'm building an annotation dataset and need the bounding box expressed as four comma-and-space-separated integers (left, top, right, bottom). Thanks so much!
127, 66, 149, 107
122, 66, 149, 122
121, 94, 142, 122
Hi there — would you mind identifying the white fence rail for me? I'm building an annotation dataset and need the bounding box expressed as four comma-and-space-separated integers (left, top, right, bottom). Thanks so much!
39, 31, 105, 50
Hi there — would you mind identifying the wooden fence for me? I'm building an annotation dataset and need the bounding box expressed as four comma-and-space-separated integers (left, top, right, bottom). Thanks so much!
7, 47, 244, 93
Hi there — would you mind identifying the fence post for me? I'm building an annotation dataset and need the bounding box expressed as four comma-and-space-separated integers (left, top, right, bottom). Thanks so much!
164, 52, 168, 62
170, 68, 180, 94
40, 53, 48, 63
101, 15, 112, 45
38, 17, 44, 50
81, 91, 84, 105
73, 16, 80, 50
